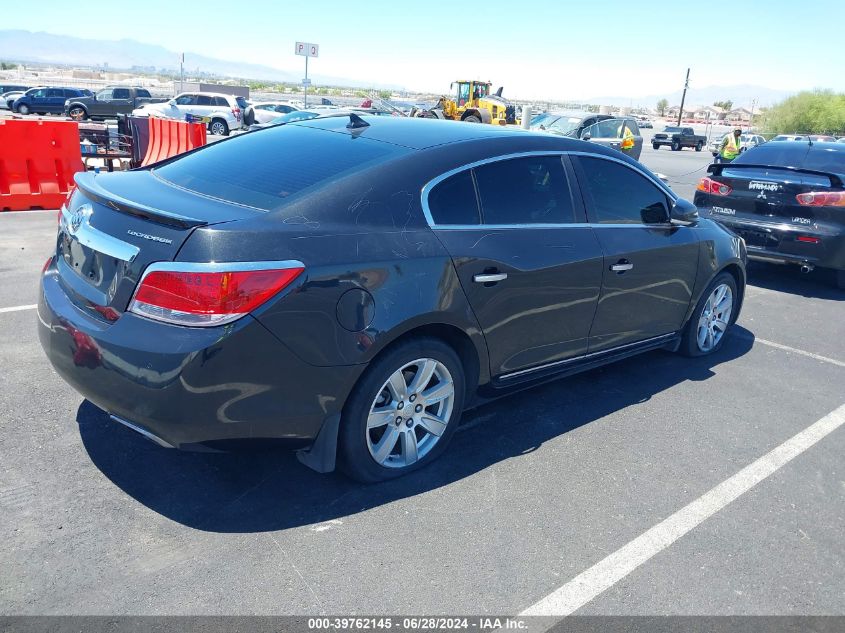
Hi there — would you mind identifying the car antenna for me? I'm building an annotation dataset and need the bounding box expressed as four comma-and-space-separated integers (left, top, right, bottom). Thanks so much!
347, 113, 370, 129
808, 134, 813, 147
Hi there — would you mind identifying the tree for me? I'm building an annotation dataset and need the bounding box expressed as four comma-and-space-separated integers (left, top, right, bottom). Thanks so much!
378, 90, 392, 100
713, 100, 733, 111
762, 90, 845, 134
0, 61, 17, 70
656, 98, 668, 116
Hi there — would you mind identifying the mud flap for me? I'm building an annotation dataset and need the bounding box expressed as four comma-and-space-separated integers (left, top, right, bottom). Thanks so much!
296, 413, 341, 473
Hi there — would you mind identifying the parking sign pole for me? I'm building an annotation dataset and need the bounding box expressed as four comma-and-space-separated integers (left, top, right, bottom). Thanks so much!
304, 56, 308, 108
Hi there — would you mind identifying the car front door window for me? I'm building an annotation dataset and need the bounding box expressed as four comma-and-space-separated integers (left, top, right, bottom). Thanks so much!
577, 156, 669, 224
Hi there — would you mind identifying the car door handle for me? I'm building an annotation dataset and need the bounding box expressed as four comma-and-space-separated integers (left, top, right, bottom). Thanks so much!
473, 273, 508, 283
610, 260, 634, 273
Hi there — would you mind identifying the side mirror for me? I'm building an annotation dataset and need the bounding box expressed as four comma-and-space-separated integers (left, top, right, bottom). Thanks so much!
670, 198, 699, 226
168, 99, 177, 106
581, 132, 591, 141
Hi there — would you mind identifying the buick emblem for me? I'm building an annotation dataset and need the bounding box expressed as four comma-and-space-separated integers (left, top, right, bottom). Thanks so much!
67, 204, 92, 235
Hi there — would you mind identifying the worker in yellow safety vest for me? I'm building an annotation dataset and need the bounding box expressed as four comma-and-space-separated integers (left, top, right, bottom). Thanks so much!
719, 129, 742, 163
618, 121, 635, 153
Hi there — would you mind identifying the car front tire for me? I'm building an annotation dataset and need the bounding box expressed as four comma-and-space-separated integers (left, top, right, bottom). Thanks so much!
338, 337, 465, 483
679, 272, 738, 357
16, 103, 29, 115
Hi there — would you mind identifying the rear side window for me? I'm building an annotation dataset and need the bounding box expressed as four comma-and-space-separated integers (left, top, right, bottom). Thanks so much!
427, 170, 480, 225
113, 88, 131, 99
578, 156, 669, 224
154, 124, 408, 211
137, 88, 151, 98
212, 96, 229, 106
474, 155, 576, 224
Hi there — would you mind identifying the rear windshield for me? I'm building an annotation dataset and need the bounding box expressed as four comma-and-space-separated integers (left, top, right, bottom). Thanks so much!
153, 123, 408, 211
663, 127, 683, 133
236, 96, 248, 109
737, 144, 845, 175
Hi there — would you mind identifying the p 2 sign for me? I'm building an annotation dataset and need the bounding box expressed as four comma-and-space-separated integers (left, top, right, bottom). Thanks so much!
295, 42, 319, 58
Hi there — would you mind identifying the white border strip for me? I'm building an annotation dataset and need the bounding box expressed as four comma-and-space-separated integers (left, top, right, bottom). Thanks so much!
754, 337, 845, 369
0, 304, 37, 314
521, 402, 845, 616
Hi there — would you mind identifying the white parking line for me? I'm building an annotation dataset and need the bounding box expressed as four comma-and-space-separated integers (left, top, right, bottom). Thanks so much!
521, 402, 845, 617
754, 337, 845, 369
0, 304, 37, 314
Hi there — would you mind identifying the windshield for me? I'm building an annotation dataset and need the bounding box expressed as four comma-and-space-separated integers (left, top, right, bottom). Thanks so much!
269, 110, 322, 124
543, 116, 583, 136
153, 123, 408, 211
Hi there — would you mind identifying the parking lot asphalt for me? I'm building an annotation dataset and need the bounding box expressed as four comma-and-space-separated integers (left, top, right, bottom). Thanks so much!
1, 156, 844, 618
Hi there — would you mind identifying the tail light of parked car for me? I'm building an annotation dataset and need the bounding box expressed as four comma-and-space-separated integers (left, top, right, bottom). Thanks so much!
129, 262, 304, 327
697, 177, 733, 196
795, 191, 845, 207
232, 107, 241, 122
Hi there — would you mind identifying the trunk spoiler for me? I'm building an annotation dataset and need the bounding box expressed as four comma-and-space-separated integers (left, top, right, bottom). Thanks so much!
74, 172, 208, 229
707, 163, 844, 189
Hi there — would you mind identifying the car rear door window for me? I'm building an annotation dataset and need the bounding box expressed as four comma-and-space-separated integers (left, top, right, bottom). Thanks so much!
578, 156, 669, 224
473, 155, 577, 225
113, 88, 131, 99
196, 95, 212, 106
137, 89, 151, 98
427, 170, 480, 225
47, 89, 63, 98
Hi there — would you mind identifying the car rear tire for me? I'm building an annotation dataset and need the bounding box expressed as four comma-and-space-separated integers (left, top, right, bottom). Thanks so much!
652, 143, 660, 150
695, 141, 703, 152
463, 115, 481, 123
679, 272, 737, 357
68, 106, 87, 121
338, 337, 465, 483
210, 118, 229, 136
16, 104, 29, 115
671, 140, 681, 151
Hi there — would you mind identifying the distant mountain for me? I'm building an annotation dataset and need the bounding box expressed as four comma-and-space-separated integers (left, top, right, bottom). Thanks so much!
586, 85, 796, 110
0, 30, 403, 90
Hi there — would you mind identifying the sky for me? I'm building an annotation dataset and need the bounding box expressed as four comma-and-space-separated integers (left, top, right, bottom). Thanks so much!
5, 0, 842, 102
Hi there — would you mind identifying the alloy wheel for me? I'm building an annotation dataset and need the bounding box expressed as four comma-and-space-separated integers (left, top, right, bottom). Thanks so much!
697, 283, 733, 353
366, 358, 455, 469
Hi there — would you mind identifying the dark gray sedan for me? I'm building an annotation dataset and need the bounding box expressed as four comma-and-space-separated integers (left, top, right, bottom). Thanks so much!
38, 116, 745, 482
530, 110, 644, 160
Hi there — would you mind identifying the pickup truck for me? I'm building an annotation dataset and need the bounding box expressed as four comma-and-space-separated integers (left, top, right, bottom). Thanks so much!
64, 86, 167, 121
652, 126, 707, 151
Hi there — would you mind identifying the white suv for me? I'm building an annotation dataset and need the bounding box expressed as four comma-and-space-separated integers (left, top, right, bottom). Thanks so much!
132, 92, 247, 136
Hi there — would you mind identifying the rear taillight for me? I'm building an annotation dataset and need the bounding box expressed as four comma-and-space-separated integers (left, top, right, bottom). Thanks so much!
129, 261, 304, 327
232, 107, 241, 121
697, 177, 733, 196
796, 235, 821, 244
796, 191, 845, 207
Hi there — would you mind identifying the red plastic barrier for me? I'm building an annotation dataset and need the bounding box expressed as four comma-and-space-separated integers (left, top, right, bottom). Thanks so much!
142, 118, 207, 166
0, 119, 84, 211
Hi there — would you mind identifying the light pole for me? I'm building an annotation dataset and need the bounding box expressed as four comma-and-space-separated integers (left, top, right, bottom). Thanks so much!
677, 68, 690, 126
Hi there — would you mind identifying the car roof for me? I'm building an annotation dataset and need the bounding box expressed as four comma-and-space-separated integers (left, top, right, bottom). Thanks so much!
288, 115, 621, 152
179, 91, 238, 98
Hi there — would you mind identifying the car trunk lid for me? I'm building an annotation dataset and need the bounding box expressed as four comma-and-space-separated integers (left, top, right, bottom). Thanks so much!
709, 163, 843, 223
56, 170, 264, 319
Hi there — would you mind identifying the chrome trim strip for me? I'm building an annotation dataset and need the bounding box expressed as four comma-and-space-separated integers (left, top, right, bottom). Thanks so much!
497, 333, 677, 381
420, 150, 676, 229
60, 205, 140, 263
109, 415, 174, 448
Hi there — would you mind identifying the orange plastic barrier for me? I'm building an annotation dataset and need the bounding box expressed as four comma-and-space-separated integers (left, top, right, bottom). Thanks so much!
142, 118, 207, 166
0, 119, 84, 211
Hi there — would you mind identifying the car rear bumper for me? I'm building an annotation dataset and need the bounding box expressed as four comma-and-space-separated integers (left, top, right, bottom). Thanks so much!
37, 263, 365, 448
701, 214, 845, 270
